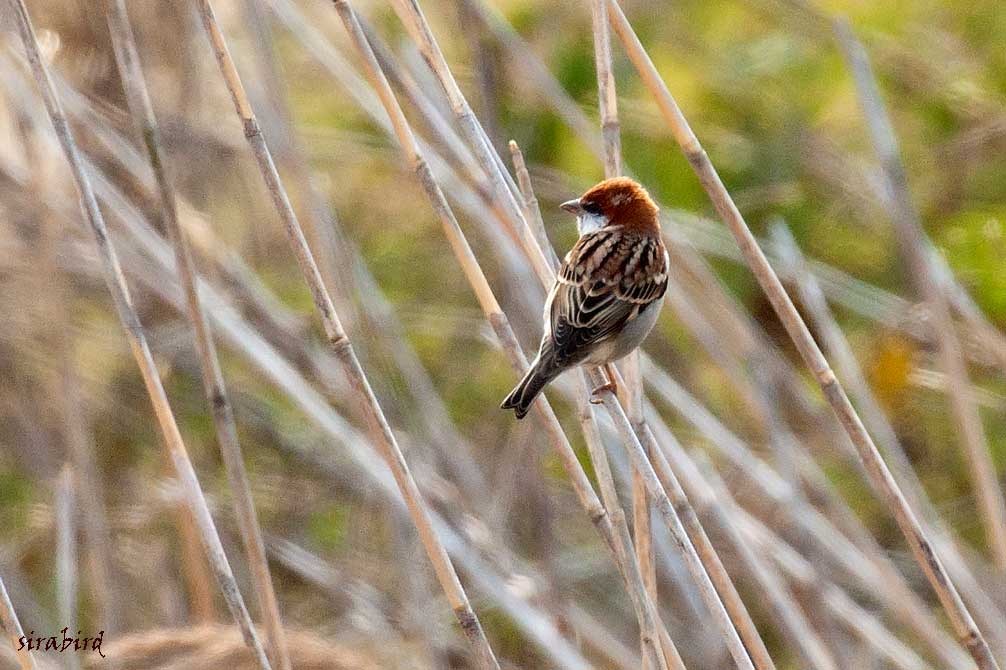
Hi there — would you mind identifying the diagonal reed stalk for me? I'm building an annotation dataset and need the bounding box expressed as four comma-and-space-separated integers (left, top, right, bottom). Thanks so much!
0, 572, 35, 670
586, 366, 758, 670
570, 374, 681, 670
719, 480, 933, 670
771, 221, 1006, 652
642, 353, 973, 669
386, 0, 554, 289
832, 18, 1006, 573
5, 2, 274, 667
507, 141, 559, 269
190, 1, 500, 667
605, 1, 1001, 668
646, 417, 839, 670
329, 3, 675, 667
102, 2, 292, 668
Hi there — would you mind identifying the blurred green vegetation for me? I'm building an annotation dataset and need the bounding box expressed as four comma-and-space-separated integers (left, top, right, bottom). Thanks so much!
3, 0, 1006, 666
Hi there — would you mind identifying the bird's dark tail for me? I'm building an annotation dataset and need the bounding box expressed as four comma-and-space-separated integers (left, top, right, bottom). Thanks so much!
500, 359, 558, 419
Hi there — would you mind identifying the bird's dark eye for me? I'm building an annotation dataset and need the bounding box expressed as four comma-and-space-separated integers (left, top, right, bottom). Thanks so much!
582, 201, 603, 215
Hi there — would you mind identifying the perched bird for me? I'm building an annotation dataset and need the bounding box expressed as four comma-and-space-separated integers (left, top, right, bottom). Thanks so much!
501, 177, 668, 419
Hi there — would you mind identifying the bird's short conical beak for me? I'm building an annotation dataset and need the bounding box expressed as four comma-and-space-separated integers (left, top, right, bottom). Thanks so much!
560, 199, 583, 215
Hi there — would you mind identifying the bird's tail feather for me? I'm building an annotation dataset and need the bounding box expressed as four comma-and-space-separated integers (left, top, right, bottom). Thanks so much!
500, 360, 558, 419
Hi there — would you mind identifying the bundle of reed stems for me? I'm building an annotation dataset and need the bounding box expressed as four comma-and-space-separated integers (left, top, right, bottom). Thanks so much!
0, 0, 1004, 669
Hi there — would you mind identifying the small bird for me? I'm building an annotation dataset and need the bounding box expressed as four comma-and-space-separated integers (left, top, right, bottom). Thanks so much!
501, 177, 669, 419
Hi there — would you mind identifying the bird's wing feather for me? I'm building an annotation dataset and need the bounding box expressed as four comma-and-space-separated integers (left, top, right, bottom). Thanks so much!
548, 227, 667, 367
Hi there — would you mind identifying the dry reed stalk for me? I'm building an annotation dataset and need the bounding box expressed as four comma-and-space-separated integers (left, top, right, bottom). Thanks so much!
748, 0, 1006, 378
0, 574, 34, 670
605, 2, 1000, 667
585, 371, 755, 670
588, 3, 660, 665
595, 368, 773, 670
832, 18, 1006, 572
169, 483, 213, 621
591, 0, 622, 179
726, 489, 934, 670
638, 429, 777, 670
573, 373, 680, 670
102, 2, 292, 667
6, 2, 274, 666
329, 4, 673, 666
641, 356, 974, 670
771, 223, 1006, 648
190, 2, 502, 667
386, 0, 554, 288
507, 141, 559, 270
645, 419, 839, 670
54, 466, 79, 670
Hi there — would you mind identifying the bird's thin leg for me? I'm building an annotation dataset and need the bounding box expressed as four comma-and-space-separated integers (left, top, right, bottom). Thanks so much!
590, 363, 618, 404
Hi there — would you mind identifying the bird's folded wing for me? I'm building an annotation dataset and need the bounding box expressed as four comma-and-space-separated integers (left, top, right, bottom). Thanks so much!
549, 227, 667, 367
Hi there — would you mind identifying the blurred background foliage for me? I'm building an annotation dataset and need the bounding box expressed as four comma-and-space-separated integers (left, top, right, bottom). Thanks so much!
1, 0, 1005, 668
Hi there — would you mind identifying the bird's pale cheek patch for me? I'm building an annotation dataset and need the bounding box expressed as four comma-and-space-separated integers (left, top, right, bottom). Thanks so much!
577, 211, 609, 235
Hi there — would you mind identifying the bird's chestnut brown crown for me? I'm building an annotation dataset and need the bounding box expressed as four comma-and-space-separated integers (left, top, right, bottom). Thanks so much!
576, 177, 660, 233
